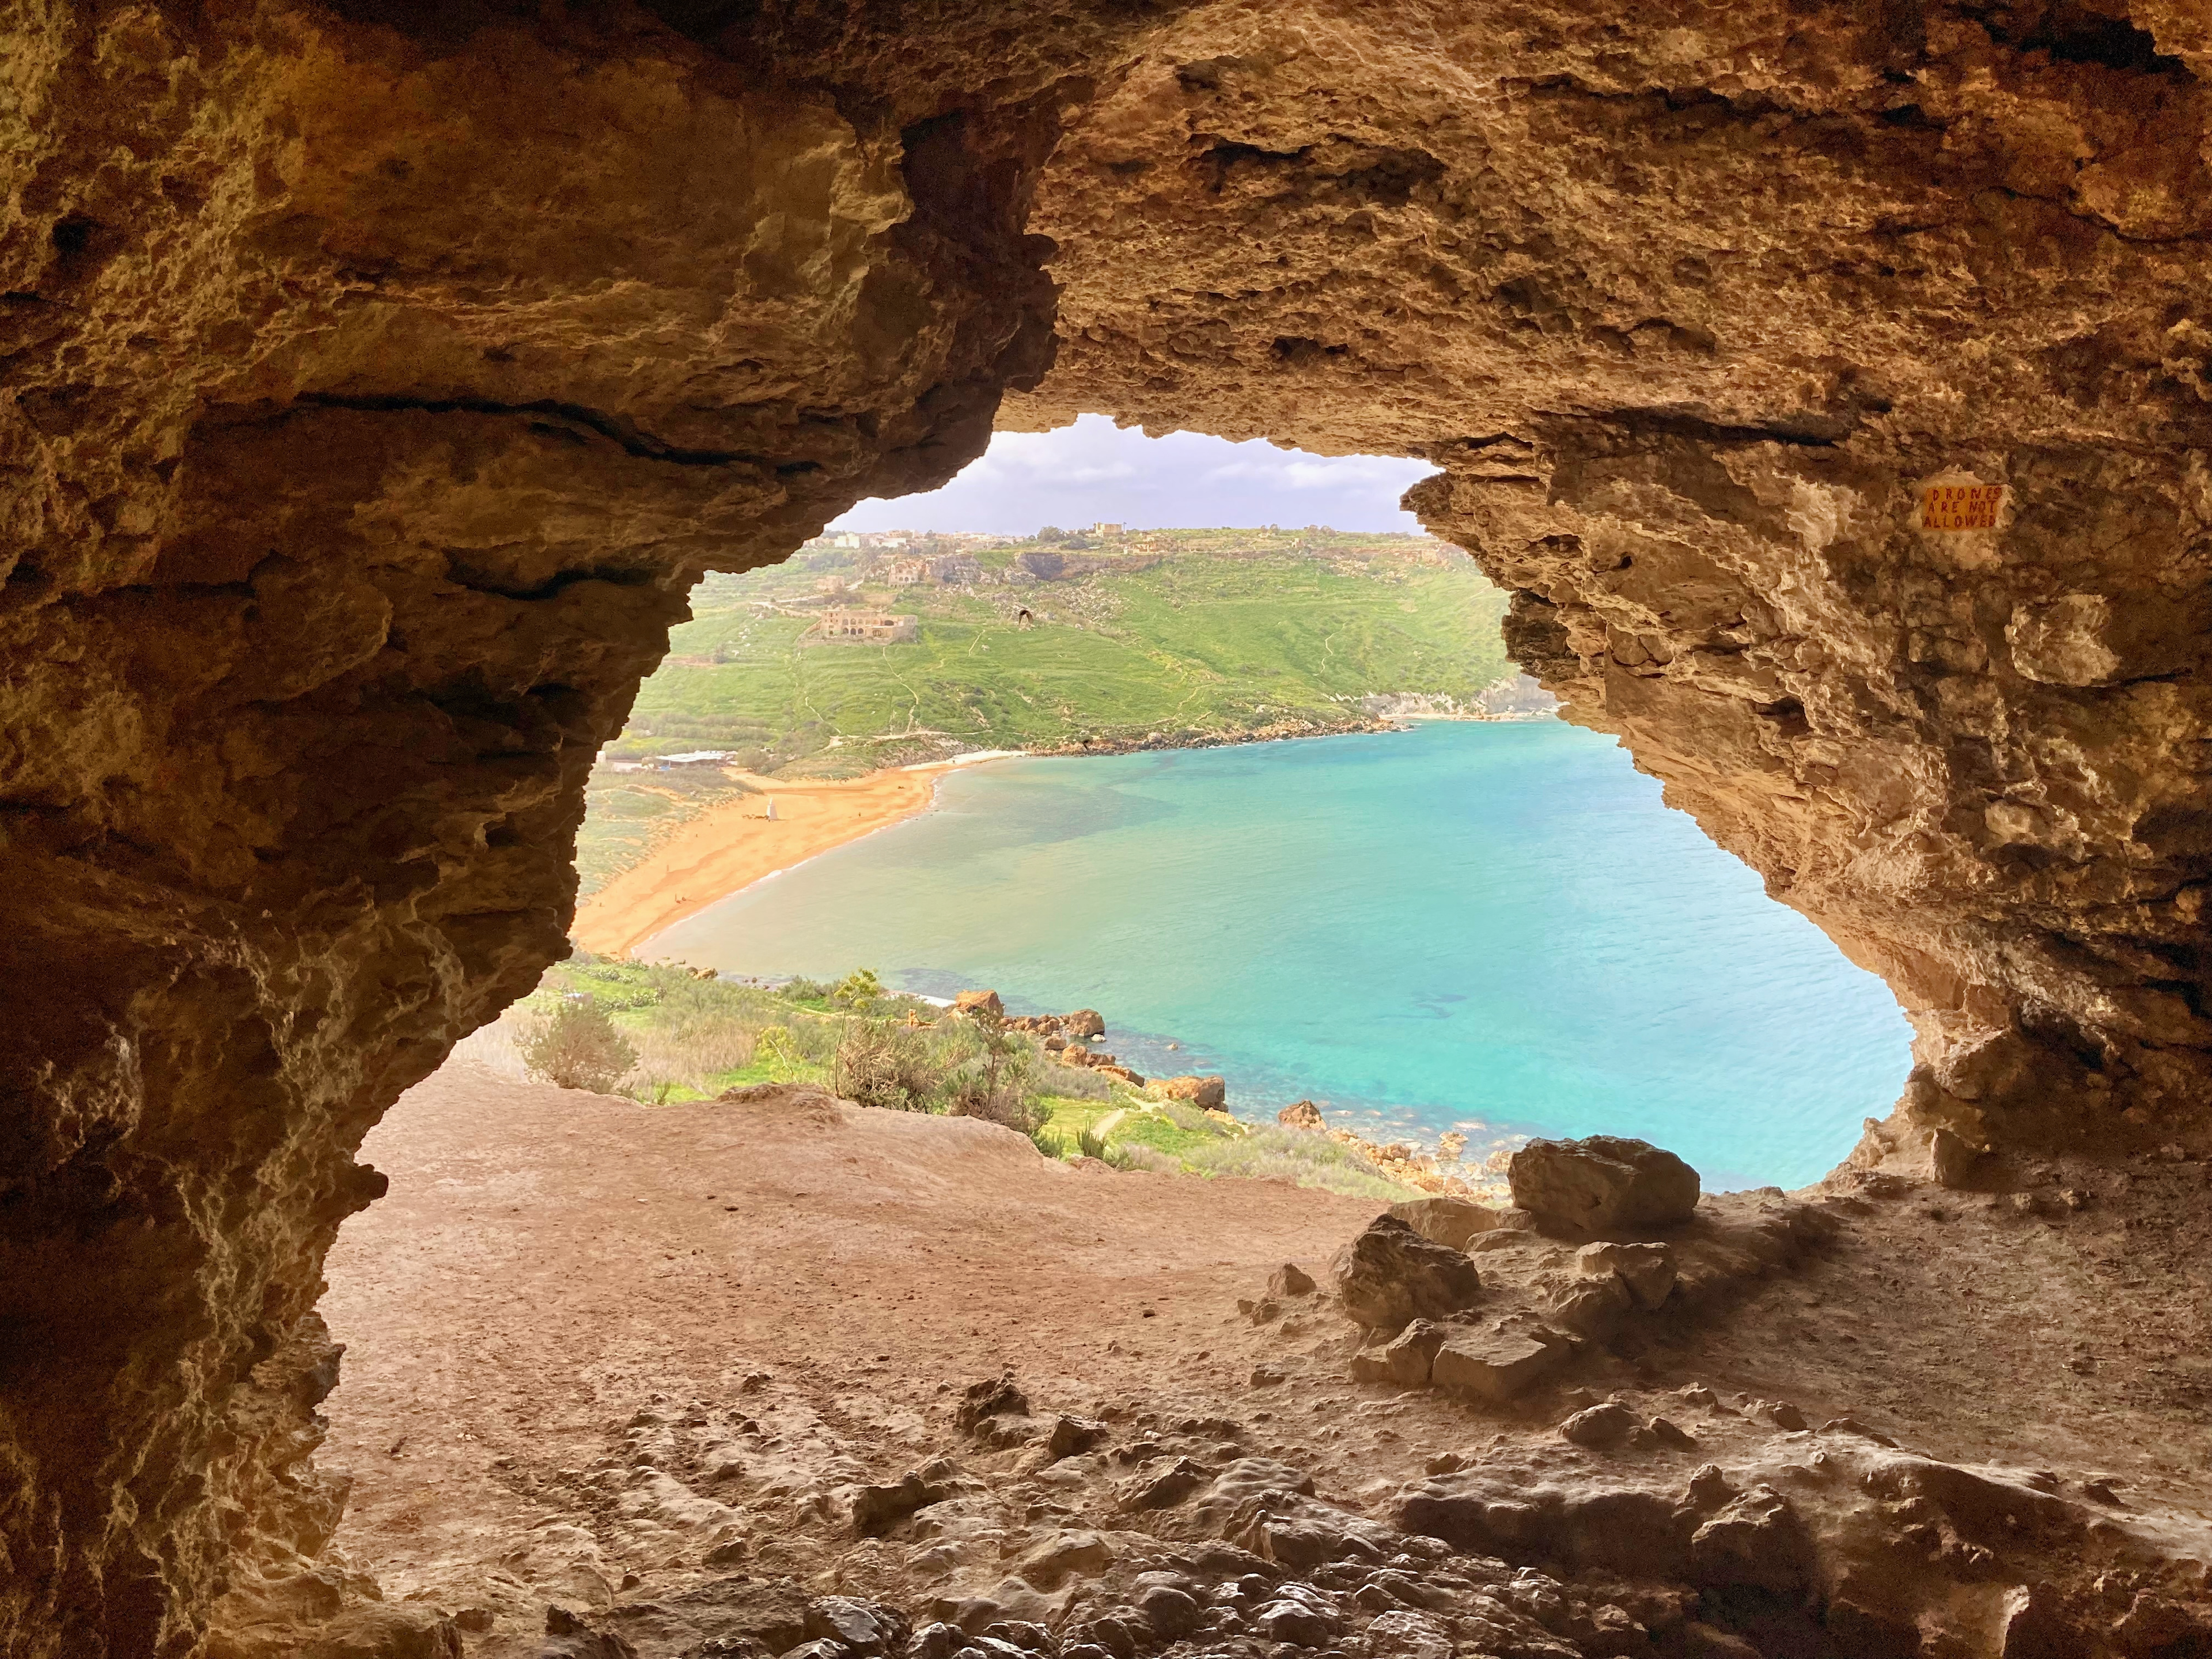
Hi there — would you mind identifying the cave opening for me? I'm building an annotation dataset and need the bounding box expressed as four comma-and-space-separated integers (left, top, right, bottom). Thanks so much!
6, 3, 2210, 1657
526, 415, 1915, 1194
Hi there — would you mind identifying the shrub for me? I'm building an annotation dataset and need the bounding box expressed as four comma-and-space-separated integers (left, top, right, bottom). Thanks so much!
627, 1014, 757, 1099
941, 1002, 1047, 1135
520, 998, 638, 1094
1157, 1100, 1226, 1134
1036, 1059, 1111, 1100
1115, 1143, 1181, 1174
1180, 1125, 1421, 1201
830, 968, 885, 1010
832, 1021, 941, 1111
752, 1025, 805, 1071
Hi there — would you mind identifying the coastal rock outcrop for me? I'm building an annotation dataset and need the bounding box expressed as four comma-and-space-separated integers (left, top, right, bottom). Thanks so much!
1278, 1100, 1327, 1132
1156, 1074, 1226, 1111
7, 0, 2211, 1649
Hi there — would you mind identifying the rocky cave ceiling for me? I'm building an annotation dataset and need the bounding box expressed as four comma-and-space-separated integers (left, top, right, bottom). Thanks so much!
1, 0, 2208, 1652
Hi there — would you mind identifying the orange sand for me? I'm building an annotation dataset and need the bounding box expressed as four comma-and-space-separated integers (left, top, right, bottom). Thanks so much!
571, 767, 949, 958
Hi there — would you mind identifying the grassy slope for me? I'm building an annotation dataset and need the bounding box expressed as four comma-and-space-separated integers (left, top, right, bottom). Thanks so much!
479, 960, 1418, 1200
578, 531, 1512, 895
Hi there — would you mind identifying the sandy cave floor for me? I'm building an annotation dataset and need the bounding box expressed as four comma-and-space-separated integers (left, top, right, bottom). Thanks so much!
319, 1063, 2212, 1655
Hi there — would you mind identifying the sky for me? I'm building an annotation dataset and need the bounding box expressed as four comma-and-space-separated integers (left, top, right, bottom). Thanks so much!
826, 414, 1437, 535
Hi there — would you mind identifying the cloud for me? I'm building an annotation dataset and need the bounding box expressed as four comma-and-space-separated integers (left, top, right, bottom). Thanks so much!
827, 414, 1436, 535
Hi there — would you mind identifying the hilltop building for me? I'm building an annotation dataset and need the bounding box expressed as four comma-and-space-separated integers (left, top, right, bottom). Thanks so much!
882, 552, 980, 585
813, 609, 919, 643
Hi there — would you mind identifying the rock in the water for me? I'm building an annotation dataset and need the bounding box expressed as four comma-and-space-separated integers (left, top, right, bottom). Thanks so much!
1575, 1241, 1677, 1309
953, 990, 1006, 1018
1278, 1099, 1326, 1132
1158, 1074, 1226, 1109
1328, 1215, 1483, 1332
1509, 1137, 1700, 1232
1065, 1009, 1105, 1038
1388, 1196, 1517, 1249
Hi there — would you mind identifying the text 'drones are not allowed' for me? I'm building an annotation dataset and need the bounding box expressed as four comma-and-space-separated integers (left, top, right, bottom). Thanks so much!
1919, 482, 2005, 532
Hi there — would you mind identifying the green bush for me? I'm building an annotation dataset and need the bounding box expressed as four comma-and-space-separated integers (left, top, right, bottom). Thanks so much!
1180, 1125, 1421, 1201
941, 1002, 1046, 1136
1036, 1059, 1110, 1100
830, 968, 885, 1012
832, 1021, 941, 1111
520, 998, 638, 1094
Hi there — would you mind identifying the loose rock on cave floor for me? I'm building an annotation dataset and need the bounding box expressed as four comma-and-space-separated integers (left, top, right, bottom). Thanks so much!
251, 1067, 2212, 1659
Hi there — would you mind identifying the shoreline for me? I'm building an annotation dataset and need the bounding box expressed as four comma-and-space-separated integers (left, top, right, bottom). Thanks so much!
578, 714, 1552, 959
571, 763, 972, 959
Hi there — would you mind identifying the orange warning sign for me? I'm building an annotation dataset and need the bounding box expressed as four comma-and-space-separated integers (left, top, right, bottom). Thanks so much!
1919, 482, 2005, 532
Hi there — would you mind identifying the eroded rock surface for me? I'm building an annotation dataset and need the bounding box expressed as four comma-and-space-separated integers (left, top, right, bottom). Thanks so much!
1005, 0, 2212, 1159
1510, 1137, 1703, 1235
6, 1, 2211, 1652
301, 1069, 2212, 1659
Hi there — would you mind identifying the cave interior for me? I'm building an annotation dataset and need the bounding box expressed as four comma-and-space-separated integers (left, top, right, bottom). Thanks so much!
3, 0, 2210, 1654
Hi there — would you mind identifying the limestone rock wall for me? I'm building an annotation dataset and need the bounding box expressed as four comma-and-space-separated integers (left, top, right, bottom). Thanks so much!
2, 0, 2208, 1653
1006, 0, 2212, 1157
0, 4, 1074, 1652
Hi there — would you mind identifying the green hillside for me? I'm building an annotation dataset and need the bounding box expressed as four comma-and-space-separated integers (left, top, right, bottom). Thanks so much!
579, 527, 1515, 893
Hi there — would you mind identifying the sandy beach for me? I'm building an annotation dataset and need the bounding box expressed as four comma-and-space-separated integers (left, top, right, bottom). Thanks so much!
571, 757, 1013, 958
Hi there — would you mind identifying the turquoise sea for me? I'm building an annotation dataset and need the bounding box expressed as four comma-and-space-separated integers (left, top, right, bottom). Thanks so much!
645, 721, 1912, 1191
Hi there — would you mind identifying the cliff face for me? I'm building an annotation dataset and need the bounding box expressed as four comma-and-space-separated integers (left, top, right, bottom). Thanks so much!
2, 0, 2207, 1653
2, 6, 1067, 1652
1006, 0, 2212, 1160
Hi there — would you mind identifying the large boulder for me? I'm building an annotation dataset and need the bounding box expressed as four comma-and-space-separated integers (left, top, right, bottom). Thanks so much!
1388, 1196, 1518, 1249
1429, 1320, 1574, 1403
1329, 1215, 1482, 1333
1508, 1136, 1699, 1233
1158, 1074, 1226, 1110
953, 989, 1005, 1018
1278, 1100, 1326, 1131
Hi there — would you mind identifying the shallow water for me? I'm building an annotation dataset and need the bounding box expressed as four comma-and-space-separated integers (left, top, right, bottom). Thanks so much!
646, 722, 1912, 1190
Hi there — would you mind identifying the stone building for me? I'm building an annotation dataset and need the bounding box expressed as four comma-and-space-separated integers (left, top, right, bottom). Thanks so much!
813, 609, 919, 643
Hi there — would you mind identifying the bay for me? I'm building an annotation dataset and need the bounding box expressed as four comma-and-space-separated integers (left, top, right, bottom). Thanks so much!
644, 721, 1912, 1191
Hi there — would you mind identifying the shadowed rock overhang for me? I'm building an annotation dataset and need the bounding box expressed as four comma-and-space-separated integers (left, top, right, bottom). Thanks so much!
1, 0, 2206, 1652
